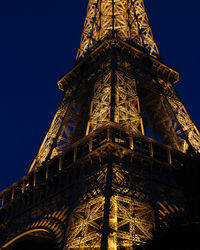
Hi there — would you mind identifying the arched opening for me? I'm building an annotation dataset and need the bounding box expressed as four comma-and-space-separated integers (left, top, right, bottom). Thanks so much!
2, 229, 58, 250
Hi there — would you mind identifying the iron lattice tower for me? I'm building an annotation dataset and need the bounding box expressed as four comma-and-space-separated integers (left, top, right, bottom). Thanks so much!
0, 1, 200, 249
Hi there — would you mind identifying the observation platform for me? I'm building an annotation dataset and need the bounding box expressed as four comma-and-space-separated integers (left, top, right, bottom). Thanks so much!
0, 122, 187, 210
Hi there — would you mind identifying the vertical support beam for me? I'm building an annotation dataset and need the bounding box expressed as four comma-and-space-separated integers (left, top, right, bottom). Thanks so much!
85, 65, 99, 135
112, 0, 115, 38
108, 196, 118, 249
140, 117, 145, 136
86, 121, 90, 136
89, 137, 93, 152
59, 156, 62, 171
101, 156, 113, 250
168, 150, 172, 165
149, 162, 162, 234
107, 126, 111, 142
136, 93, 145, 135
150, 142, 154, 158
130, 135, 134, 150
110, 46, 117, 123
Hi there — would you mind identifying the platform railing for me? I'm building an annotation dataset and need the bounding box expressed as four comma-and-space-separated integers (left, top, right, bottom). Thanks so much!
0, 122, 186, 207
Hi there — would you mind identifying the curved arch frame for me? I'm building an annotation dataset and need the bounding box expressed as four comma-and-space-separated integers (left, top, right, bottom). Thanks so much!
1, 228, 55, 249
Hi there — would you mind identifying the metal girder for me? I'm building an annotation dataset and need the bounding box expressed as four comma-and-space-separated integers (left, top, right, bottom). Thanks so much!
115, 70, 144, 134
66, 196, 153, 249
159, 79, 200, 152
0, 124, 186, 248
29, 42, 200, 173
1, 1, 199, 250
28, 95, 79, 173
28, 94, 72, 173
77, 0, 159, 60
87, 72, 112, 132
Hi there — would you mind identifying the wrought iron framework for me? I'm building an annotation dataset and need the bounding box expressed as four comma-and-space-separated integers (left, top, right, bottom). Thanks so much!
0, 1, 199, 249
77, 0, 160, 59
0, 123, 186, 249
29, 39, 200, 172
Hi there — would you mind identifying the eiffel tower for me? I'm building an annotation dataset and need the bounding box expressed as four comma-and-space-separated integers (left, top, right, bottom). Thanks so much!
0, 0, 200, 249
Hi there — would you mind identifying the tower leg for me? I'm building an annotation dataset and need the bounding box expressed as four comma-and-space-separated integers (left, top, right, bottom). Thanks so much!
101, 162, 113, 250
108, 196, 118, 250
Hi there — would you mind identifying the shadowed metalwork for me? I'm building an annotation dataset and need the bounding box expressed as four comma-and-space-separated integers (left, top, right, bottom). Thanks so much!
0, 1, 199, 249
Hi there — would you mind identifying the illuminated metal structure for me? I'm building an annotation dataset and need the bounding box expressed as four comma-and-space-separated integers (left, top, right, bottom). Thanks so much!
0, 0, 199, 249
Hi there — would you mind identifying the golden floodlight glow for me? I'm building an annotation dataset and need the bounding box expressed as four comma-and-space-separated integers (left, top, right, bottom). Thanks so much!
77, 0, 160, 60
1, 1, 199, 249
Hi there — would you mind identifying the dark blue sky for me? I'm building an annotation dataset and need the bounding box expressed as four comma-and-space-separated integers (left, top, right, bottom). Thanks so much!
0, 0, 200, 191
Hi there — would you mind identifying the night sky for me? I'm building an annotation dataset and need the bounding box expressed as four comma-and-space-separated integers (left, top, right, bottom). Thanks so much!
0, 0, 199, 191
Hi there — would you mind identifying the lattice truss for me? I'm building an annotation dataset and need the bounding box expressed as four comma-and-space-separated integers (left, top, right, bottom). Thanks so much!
28, 0, 200, 172
65, 165, 107, 249
66, 196, 153, 249
115, 71, 144, 134
160, 80, 200, 152
66, 196, 104, 249
29, 65, 200, 172
66, 198, 153, 249
77, 0, 159, 60
65, 162, 154, 249
29, 95, 79, 172
140, 87, 188, 152
87, 72, 111, 132
87, 69, 143, 134
29, 91, 89, 172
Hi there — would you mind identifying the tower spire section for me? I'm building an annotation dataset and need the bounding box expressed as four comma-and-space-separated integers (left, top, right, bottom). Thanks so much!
27, 0, 200, 173
1, 2, 200, 249
77, 0, 160, 60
